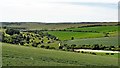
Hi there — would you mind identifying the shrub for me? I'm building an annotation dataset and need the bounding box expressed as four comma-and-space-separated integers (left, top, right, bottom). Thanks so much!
32, 42, 38, 47
59, 46, 63, 49
6, 29, 20, 35
81, 51, 84, 53
111, 53, 114, 55
49, 47, 55, 49
45, 46, 50, 49
71, 37, 74, 40
47, 41, 51, 44
106, 53, 109, 55
20, 41, 25, 45
91, 52, 96, 55
41, 45, 45, 48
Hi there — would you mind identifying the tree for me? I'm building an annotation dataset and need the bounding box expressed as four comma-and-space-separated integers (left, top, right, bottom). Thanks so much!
6, 29, 20, 35
47, 41, 51, 44
59, 46, 63, 49
26, 36, 30, 41
41, 40, 44, 43
104, 32, 109, 37
71, 44, 76, 48
41, 45, 45, 48
71, 37, 74, 40
71, 44, 76, 51
92, 44, 100, 50
1, 32, 5, 42
20, 41, 25, 45
45, 46, 49, 49
63, 44, 67, 47
32, 42, 38, 47
49, 47, 55, 49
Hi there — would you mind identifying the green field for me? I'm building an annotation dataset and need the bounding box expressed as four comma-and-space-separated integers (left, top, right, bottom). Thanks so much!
2, 43, 118, 66
66, 26, 118, 32
48, 25, 118, 40
48, 31, 104, 40
62, 37, 118, 46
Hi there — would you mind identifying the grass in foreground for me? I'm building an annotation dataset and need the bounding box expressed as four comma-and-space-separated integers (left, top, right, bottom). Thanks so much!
2, 43, 118, 66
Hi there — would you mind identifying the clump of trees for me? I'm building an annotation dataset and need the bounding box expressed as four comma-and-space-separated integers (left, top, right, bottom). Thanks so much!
6, 29, 20, 35
2, 29, 58, 49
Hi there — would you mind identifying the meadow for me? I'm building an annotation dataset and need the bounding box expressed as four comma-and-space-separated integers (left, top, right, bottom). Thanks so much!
2, 43, 119, 66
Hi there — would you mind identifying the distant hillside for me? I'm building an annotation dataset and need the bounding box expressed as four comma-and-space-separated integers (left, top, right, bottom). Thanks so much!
1, 22, 118, 30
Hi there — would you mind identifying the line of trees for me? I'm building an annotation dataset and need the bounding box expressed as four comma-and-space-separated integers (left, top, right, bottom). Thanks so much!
59, 44, 120, 51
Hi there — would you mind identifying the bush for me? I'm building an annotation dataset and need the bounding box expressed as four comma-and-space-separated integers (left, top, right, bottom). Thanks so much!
81, 51, 84, 53
49, 47, 55, 49
45, 46, 50, 49
6, 29, 20, 35
91, 52, 96, 55
106, 53, 109, 55
47, 41, 51, 44
20, 41, 25, 45
71, 37, 74, 40
59, 46, 63, 49
41, 45, 45, 48
32, 42, 37, 47
111, 53, 114, 55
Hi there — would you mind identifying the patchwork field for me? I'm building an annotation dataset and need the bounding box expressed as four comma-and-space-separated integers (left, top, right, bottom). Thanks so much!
2, 43, 119, 66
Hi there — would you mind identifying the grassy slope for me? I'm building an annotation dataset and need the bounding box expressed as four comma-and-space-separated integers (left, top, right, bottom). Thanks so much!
62, 37, 118, 46
2, 43, 118, 66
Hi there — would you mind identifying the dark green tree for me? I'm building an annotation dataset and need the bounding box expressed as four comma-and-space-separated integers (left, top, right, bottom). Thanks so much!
6, 29, 20, 35
71, 37, 74, 40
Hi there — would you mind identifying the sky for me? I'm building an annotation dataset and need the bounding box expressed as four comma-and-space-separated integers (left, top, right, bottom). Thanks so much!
0, 0, 119, 23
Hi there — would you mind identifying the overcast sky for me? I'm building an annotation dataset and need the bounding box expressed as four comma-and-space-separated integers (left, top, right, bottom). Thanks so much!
0, 0, 119, 22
